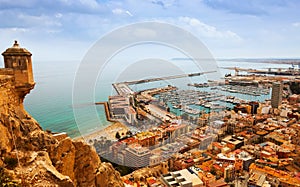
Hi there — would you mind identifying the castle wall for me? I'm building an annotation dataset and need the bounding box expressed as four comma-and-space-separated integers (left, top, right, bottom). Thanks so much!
0, 75, 20, 109
12, 69, 30, 87
0, 75, 27, 119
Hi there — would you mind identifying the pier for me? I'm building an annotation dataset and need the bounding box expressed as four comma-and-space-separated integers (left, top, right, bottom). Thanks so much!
95, 102, 118, 122
121, 71, 217, 85
113, 71, 217, 96
112, 83, 134, 96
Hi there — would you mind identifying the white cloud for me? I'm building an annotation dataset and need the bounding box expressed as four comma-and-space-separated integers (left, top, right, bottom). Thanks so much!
0, 27, 29, 33
46, 29, 63, 34
112, 8, 133, 16
0, 0, 38, 8
112, 8, 123, 15
292, 22, 300, 27
178, 17, 242, 41
17, 13, 62, 27
126, 10, 133, 17
57, 0, 101, 10
151, 0, 176, 8
55, 13, 63, 18
78, 0, 99, 9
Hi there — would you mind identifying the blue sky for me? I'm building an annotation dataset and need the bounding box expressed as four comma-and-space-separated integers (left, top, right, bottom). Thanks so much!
0, 0, 300, 61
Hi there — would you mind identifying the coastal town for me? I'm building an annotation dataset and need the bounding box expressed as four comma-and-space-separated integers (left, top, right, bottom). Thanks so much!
89, 69, 300, 187
4, 40, 298, 187
1, 0, 300, 186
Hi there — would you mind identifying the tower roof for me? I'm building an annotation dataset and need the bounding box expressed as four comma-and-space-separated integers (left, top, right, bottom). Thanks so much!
2, 40, 32, 56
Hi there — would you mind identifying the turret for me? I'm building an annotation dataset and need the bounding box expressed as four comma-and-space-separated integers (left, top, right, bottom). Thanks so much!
2, 41, 35, 98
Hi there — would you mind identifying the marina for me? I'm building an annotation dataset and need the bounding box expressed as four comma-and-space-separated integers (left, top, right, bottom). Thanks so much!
153, 83, 271, 117
155, 89, 231, 116
218, 85, 270, 96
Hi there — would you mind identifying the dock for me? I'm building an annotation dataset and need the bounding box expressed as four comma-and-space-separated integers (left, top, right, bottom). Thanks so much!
121, 71, 217, 85
112, 83, 134, 96
112, 71, 217, 96
95, 102, 118, 122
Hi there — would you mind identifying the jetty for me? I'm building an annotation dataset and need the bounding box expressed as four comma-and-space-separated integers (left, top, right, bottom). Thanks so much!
112, 71, 216, 96
95, 102, 118, 122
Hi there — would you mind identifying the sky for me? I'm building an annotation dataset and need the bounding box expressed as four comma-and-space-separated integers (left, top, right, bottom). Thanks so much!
0, 0, 300, 61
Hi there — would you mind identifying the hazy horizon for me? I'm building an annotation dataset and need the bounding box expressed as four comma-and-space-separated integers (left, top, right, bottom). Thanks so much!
0, 0, 300, 61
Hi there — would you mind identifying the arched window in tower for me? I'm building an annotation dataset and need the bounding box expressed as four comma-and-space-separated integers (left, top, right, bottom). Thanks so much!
13, 61, 17, 68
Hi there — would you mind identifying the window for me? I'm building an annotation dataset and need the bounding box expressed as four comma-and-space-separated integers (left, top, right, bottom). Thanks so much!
173, 173, 181, 177
166, 178, 175, 182
177, 178, 185, 182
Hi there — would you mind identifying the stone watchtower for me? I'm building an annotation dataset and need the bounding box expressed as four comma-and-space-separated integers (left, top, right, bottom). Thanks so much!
2, 41, 35, 97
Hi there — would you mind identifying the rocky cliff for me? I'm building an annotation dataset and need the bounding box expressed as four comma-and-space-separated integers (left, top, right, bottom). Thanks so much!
0, 75, 124, 186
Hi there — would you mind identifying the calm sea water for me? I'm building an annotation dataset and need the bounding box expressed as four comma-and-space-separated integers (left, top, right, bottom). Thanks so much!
24, 60, 292, 138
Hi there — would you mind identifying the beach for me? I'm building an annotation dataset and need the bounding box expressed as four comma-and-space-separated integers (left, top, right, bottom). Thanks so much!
75, 121, 129, 142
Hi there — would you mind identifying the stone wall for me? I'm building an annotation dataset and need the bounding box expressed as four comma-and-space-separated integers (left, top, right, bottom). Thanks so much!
0, 68, 14, 76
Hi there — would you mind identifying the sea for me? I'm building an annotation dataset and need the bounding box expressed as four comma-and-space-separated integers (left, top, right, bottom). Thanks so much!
24, 59, 294, 138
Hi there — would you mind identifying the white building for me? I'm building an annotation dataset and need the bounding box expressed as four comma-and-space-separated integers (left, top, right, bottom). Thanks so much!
161, 169, 203, 187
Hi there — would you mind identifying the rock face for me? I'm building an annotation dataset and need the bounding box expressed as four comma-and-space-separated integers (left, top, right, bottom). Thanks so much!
0, 76, 124, 186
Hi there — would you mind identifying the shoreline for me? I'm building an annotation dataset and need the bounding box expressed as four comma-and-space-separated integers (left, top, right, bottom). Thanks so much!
73, 102, 128, 142
74, 121, 129, 142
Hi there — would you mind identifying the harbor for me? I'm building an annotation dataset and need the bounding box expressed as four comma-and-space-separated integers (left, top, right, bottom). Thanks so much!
153, 83, 271, 117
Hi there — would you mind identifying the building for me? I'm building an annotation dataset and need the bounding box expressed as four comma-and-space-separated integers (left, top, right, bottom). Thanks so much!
125, 106, 137, 124
161, 169, 203, 187
222, 135, 244, 150
149, 155, 161, 167
135, 131, 157, 147
248, 172, 267, 187
145, 104, 177, 122
217, 150, 254, 171
0, 41, 35, 98
271, 82, 283, 108
125, 143, 151, 168
160, 161, 169, 175
234, 156, 243, 174
249, 101, 259, 114
108, 95, 129, 119
288, 94, 300, 104
224, 165, 235, 182
188, 166, 216, 186
166, 123, 189, 142
249, 163, 300, 186
108, 95, 137, 124
192, 128, 217, 150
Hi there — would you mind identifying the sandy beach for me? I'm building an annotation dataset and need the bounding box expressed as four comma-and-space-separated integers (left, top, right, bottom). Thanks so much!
75, 122, 129, 142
